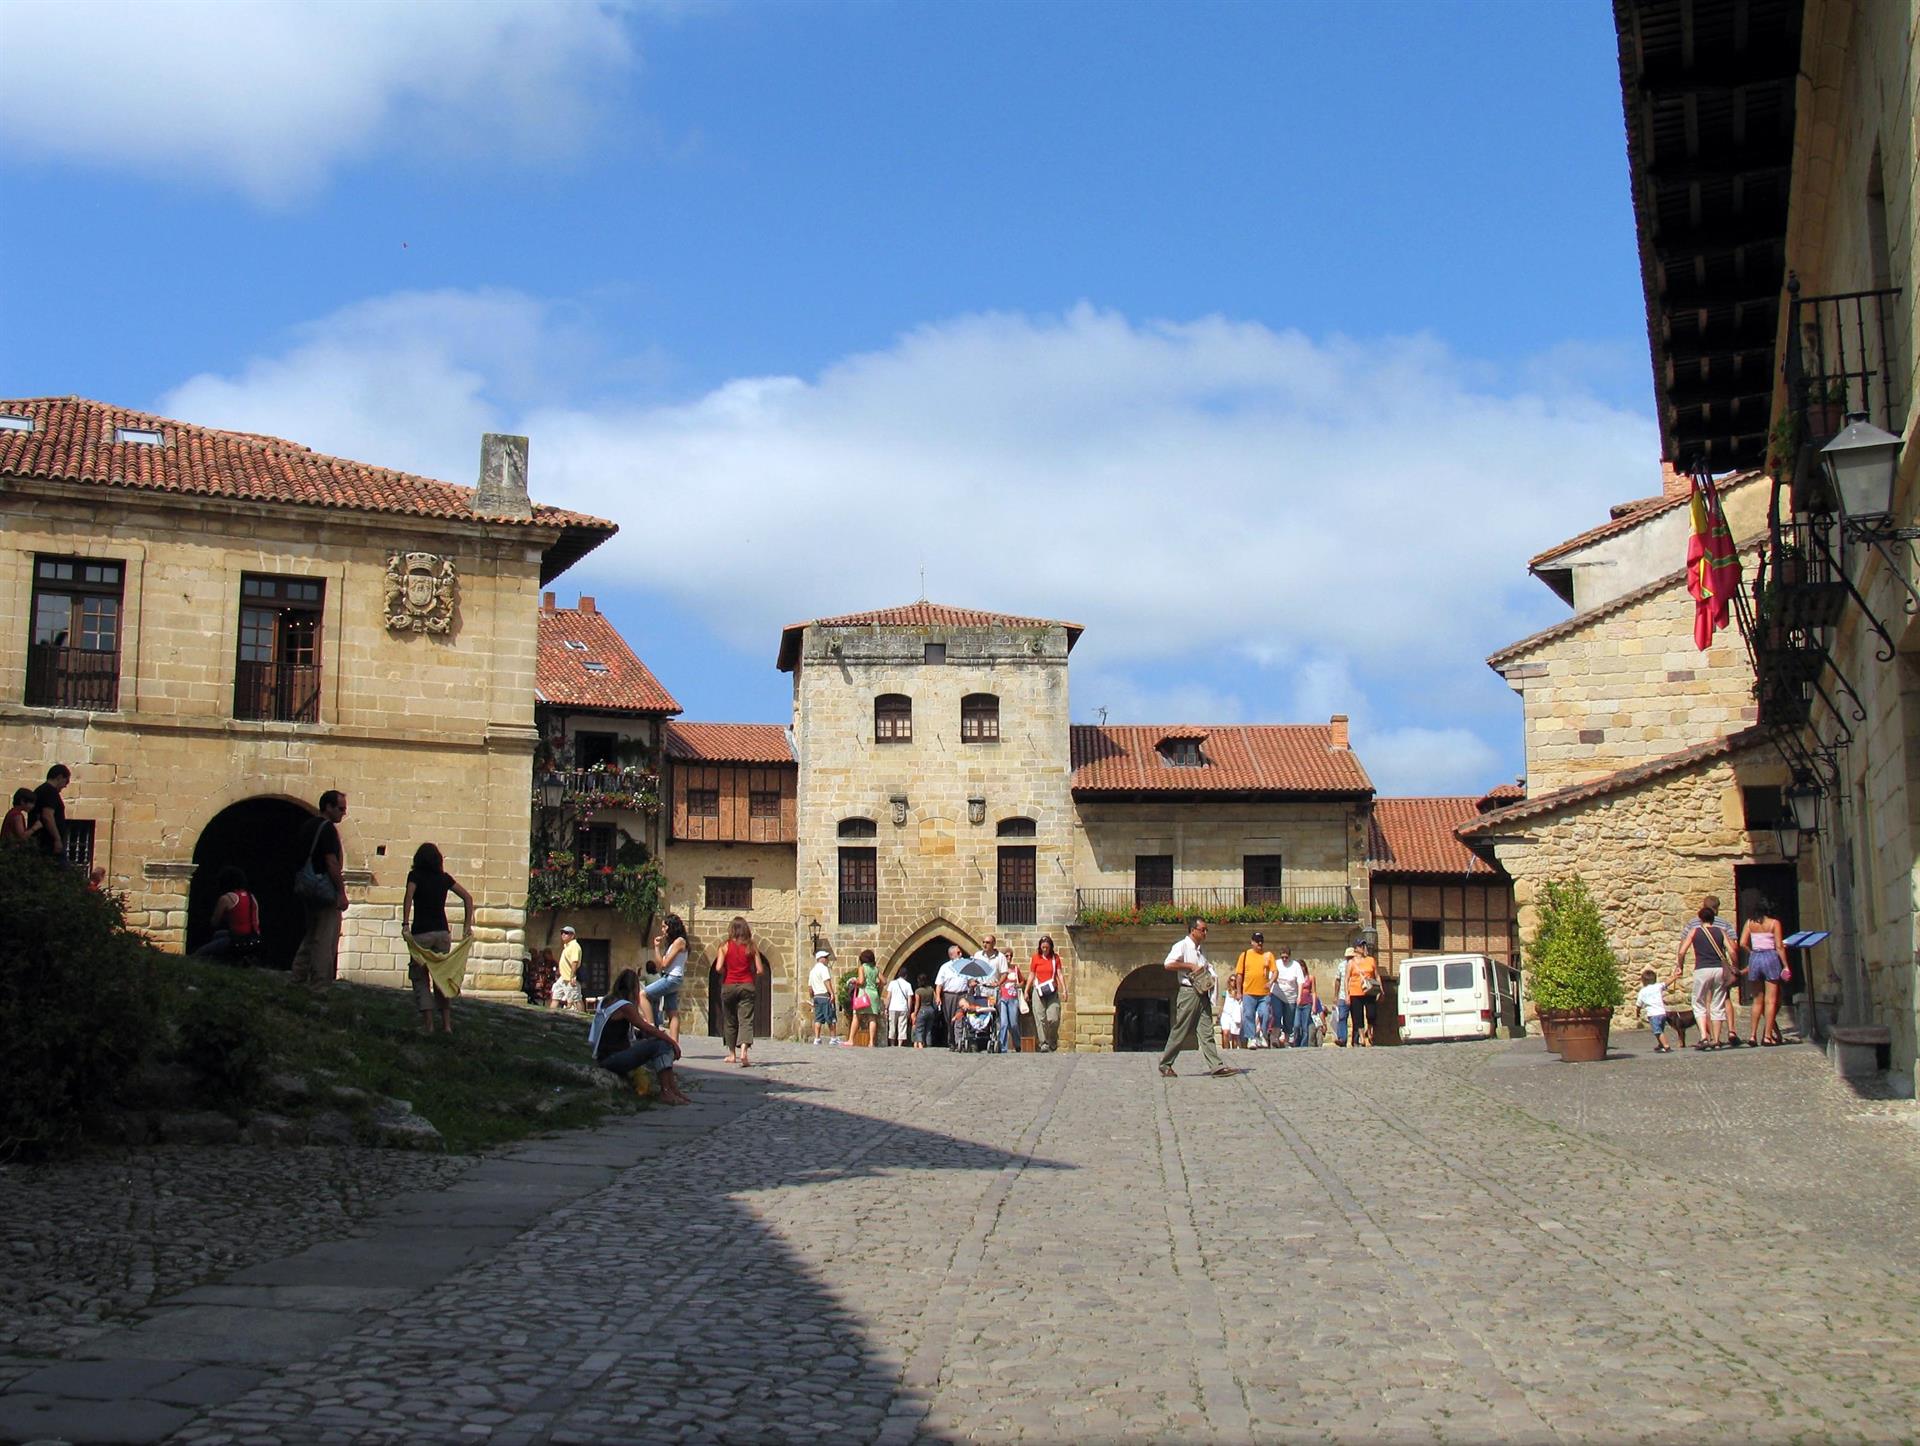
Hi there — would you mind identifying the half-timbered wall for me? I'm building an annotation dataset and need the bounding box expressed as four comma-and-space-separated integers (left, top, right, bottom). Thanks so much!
1370, 877, 1517, 980
670, 762, 797, 844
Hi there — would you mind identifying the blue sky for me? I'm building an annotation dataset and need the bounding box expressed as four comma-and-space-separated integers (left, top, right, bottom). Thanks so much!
0, 0, 1660, 792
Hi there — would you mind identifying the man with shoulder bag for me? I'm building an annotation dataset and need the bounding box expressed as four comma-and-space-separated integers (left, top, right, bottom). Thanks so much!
291, 790, 349, 990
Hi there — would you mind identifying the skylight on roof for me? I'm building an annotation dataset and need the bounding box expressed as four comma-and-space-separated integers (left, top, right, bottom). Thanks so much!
114, 426, 163, 446
0, 414, 32, 433
583, 661, 610, 674
563, 640, 588, 651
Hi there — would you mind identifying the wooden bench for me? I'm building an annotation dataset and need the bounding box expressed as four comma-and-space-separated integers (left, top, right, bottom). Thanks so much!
1829, 1024, 1892, 1080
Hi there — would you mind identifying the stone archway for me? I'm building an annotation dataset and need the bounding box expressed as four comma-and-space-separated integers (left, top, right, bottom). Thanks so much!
1113, 962, 1176, 1053
190, 795, 320, 968
883, 914, 982, 982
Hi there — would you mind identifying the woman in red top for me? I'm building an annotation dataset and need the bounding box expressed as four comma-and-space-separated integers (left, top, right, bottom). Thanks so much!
1029, 936, 1064, 1052
191, 866, 263, 963
712, 915, 765, 1066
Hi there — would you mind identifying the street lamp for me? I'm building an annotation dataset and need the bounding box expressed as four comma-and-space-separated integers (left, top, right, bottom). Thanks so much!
1774, 814, 1802, 861
540, 771, 564, 812
1785, 774, 1822, 834
1821, 413, 1904, 526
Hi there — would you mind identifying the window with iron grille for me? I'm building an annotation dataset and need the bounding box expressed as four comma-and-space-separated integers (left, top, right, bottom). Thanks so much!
706, 876, 753, 910
27, 556, 124, 710
1135, 854, 1173, 906
687, 787, 720, 818
1243, 854, 1284, 904
749, 789, 780, 820
874, 693, 912, 743
997, 845, 1036, 926
235, 574, 323, 723
838, 847, 877, 925
577, 938, 612, 999
63, 819, 96, 874
961, 693, 1000, 742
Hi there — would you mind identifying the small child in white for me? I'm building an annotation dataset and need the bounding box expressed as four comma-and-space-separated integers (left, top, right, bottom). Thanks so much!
1635, 968, 1674, 1053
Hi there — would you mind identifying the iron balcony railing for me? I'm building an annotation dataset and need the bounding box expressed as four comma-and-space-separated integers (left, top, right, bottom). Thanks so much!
1075, 884, 1359, 922
996, 891, 1037, 926
838, 889, 878, 927
233, 660, 321, 723
539, 766, 659, 802
24, 645, 119, 710
1782, 279, 1906, 505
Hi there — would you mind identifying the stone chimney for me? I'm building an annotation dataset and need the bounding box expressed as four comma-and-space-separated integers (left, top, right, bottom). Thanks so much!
541, 591, 556, 611
578, 596, 596, 614
1662, 461, 1692, 501
1329, 714, 1349, 749
475, 433, 532, 519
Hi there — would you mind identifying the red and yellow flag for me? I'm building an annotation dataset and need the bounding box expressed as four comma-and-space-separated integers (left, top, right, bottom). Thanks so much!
1686, 473, 1740, 650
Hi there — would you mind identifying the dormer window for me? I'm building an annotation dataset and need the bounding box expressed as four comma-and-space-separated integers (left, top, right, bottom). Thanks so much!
563, 639, 588, 651
583, 661, 609, 674
1159, 737, 1204, 767
114, 426, 163, 447
0, 415, 33, 433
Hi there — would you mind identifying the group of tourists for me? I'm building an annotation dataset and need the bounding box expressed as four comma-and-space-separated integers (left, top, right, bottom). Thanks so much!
1639, 894, 1796, 1052
805, 932, 1068, 1054
2, 762, 70, 863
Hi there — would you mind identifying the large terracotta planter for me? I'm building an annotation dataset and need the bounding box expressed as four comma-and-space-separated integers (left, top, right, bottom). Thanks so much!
1544, 1008, 1613, 1063
1535, 1011, 1564, 1054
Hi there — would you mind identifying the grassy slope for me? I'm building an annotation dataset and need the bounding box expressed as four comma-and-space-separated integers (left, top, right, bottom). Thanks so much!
167, 958, 644, 1152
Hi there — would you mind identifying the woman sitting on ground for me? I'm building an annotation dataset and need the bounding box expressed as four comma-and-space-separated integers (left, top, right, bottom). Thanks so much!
593, 969, 689, 1104
190, 866, 263, 963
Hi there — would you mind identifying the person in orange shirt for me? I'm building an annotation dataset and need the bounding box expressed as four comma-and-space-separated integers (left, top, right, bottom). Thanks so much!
1346, 943, 1382, 1047
1029, 935, 1066, 1052
1233, 932, 1277, 1047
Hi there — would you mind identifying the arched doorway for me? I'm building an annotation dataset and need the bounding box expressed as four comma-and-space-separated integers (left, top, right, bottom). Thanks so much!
893, 935, 959, 992
1113, 963, 1175, 1053
190, 796, 320, 968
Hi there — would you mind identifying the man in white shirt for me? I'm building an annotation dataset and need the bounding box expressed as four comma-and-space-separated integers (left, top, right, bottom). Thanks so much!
808, 948, 836, 1044
934, 943, 969, 1051
1157, 918, 1236, 1077
1272, 947, 1308, 1049
885, 971, 914, 1046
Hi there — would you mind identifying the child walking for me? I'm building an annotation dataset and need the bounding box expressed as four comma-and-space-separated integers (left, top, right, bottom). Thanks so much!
1634, 968, 1674, 1053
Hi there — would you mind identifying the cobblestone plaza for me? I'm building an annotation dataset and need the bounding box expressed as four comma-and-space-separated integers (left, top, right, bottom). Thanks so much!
3, 1032, 1918, 1443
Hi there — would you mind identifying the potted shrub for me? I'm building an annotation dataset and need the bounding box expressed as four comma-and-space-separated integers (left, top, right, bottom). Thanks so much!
1526, 877, 1624, 1062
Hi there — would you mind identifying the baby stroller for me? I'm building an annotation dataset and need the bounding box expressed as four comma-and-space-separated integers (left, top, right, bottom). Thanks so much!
955, 1000, 998, 1053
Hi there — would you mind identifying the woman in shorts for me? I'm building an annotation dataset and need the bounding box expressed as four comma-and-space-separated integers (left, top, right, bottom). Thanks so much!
645, 913, 689, 1041
1739, 896, 1790, 1046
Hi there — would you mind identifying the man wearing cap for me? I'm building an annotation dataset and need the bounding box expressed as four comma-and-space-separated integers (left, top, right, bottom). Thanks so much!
808, 947, 837, 1044
553, 925, 584, 1013
1234, 931, 1277, 1048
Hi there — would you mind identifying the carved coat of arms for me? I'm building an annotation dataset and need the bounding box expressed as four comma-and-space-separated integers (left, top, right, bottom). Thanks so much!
384, 552, 457, 634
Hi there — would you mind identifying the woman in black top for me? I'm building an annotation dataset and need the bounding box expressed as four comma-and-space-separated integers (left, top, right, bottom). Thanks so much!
404, 842, 474, 1035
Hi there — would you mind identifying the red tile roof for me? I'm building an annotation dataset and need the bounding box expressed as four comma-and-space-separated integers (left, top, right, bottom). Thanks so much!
0, 397, 615, 583
536, 606, 680, 715
777, 601, 1083, 671
1368, 797, 1500, 877
1071, 724, 1373, 796
1457, 727, 1769, 837
663, 722, 794, 765
1478, 782, 1526, 811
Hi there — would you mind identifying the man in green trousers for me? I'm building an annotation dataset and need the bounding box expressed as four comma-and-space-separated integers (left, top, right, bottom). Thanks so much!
1157, 918, 1239, 1077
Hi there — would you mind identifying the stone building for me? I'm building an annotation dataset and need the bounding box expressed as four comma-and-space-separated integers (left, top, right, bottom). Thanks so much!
1609, 0, 1920, 1087
528, 593, 680, 995
0, 397, 612, 995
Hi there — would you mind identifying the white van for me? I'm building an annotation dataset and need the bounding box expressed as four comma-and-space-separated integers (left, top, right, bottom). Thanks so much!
1397, 954, 1517, 1042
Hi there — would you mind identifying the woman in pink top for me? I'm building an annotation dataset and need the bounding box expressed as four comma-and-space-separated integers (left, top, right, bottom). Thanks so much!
1739, 898, 1790, 1046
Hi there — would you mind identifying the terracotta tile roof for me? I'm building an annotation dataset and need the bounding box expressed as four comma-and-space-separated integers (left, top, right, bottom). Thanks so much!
1367, 797, 1500, 877
1526, 470, 1762, 570
1071, 724, 1373, 796
1478, 782, 1525, 811
1486, 536, 1765, 670
0, 397, 615, 582
663, 722, 794, 765
777, 600, 1084, 670
536, 606, 680, 715
1457, 726, 1770, 837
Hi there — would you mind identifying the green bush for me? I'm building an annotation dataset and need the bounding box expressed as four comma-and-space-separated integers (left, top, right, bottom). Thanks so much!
174, 986, 270, 1100
0, 846, 159, 1157
1525, 876, 1624, 1012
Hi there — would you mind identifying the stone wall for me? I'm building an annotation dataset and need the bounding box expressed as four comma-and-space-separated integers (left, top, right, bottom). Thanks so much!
0, 487, 553, 995
1480, 746, 1810, 1018
791, 619, 1079, 1001
1500, 576, 1760, 798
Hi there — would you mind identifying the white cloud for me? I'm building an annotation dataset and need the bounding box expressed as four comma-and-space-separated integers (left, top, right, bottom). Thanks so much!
0, 0, 637, 204
158, 291, 1659, 790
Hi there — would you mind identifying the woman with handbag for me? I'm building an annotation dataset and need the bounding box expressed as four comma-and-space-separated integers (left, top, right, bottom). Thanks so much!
1029, 936, 1064, 1052
995, 950, 1025, 1054
845, 948, 880, 1048
1739, 896, 1791, 1046
1675, 897, 1735, 1050
1347, 944, 1382, 1047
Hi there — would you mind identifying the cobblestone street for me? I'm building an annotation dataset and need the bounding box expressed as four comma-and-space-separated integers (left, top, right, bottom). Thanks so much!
4, 1030, 1919, 1443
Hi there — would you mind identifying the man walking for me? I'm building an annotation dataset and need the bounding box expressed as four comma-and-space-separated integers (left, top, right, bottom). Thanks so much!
1157, 918, 1237, 1078
885, 968, 914, 1046
1234, 931, 1276, 1047
934, 943, 968, 1051
808, 948, 836, 1044
290, 790, 348, 990
1273, 945, 1306, 1048
31, 764, 69, 864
